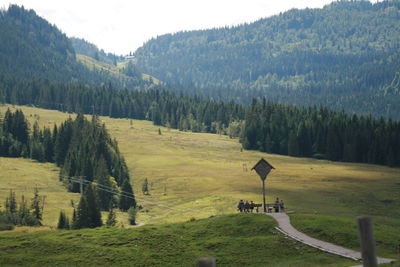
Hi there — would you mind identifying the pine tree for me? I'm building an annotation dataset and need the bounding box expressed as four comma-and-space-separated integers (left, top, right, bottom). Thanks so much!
106, 207, 117, 226
5, 190, 17, 214
71, 208, 78, 229
30, 187, 42, 225
75, 195, 89, 229
85, 183, 103, 228
119, 180, 136, 211
57, 210, 67, 229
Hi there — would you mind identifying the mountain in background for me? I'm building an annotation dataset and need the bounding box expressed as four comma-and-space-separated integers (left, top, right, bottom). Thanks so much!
0, 5, 150, 89
134, 0, 400, 119
70, 37, 124, 65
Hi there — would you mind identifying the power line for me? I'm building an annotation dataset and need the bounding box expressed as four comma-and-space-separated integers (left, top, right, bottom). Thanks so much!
64, 175, 196, 213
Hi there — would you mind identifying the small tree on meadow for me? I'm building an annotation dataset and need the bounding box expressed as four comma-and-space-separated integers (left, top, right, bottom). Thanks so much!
142, 178, 149, 195
31, 187, 43, 225
57, 210, 69, 229
106, 207, 117, 226
128, 206, 137, 225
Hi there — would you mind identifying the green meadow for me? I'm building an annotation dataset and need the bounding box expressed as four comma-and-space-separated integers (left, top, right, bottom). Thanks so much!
0, 105, 399, 265
0, 214, 355, 267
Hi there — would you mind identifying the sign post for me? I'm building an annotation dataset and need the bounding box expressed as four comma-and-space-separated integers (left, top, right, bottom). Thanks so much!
251, 158, 275, 213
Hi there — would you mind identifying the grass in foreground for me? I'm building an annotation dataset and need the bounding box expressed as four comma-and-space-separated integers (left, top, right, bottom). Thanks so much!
0, 214, 355, 267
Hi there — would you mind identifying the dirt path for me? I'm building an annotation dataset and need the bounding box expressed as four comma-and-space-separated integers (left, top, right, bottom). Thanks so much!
267, 212, 394, 266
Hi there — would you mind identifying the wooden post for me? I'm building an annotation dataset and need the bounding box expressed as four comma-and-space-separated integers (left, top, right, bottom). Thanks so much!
357, 216, 377, 267
262, 179, 266, 213
197, 257, 216, 267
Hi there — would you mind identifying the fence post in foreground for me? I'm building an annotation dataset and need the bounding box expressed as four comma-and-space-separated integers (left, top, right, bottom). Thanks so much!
197, 257, 216, 267
357, 216, 377, 267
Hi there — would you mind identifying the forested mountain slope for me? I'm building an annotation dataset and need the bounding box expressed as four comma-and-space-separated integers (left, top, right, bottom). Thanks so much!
70, 37, 123, 65
135, 1, 400, 119
0, 5, 150, 89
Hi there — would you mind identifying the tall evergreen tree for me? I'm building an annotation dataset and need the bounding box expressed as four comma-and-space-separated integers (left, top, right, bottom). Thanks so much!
119, 180, 136, 211
30, 187, 42, 225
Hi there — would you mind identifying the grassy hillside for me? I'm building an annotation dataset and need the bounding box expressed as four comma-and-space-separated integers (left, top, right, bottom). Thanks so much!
76, 54, 160, 85
0, 157, 79, 227
0, 214, 355, 266
0, 105, 399, 261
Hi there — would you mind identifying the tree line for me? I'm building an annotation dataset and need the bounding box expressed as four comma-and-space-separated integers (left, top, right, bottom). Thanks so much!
241, 99, 400, 167
1, 77, 399, 167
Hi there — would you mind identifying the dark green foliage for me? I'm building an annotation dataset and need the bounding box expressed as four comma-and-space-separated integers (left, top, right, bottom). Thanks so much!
57, 210, 69, 229
71, 208, 78, 230
30, 187, 43, 225
240, 99, 400, 166
0, 5, 151, 90
106, 207, 117, 227
74, 184, 102, 229
4, 190, 18, 225
58, 114, 133, 199
135, 1, 400, 119
0, 109, 29, 157
85, 184, 102, 228
3, 190, 42, 226
119, 180, 136, 212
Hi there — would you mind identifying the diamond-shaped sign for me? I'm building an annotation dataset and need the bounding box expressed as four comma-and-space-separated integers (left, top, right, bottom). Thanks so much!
251, 158, 274, 181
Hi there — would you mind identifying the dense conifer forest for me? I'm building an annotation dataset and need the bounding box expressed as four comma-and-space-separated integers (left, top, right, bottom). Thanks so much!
1, 79, 399, 167
135, 1, 400, 119
0, 109, 136, 212
0, 5, 151, 90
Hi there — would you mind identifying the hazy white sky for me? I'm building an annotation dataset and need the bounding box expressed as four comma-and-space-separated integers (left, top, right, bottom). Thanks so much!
2, 0, 340, 55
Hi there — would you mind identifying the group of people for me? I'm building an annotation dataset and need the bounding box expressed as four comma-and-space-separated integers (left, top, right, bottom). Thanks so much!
237, 197, 285, 213
237, 200, 257, 213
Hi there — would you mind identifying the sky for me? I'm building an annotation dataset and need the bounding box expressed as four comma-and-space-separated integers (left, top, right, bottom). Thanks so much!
2, 0, 343, 55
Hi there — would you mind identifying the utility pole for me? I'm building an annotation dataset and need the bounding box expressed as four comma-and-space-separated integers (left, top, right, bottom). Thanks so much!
74, 176, 85, 195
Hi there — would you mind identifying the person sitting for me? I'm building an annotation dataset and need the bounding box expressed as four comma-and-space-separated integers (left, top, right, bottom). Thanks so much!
244, 201, 250, 213
250, 201, 255, 213
237, 199, 245, 212
274, 197, 280, 212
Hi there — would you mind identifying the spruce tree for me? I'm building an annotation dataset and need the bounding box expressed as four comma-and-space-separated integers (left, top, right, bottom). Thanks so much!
30, 187, 42, 225
119, 180, 136, 211
75, 195, 89, 229
57, 210, 67, 229
106, 207, 117, 226
85, 183, 103, 228
71, 208, 78, 229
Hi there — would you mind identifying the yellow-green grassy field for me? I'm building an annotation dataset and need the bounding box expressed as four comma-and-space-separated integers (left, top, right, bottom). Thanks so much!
0, 105, 399, 227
